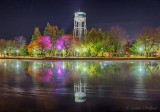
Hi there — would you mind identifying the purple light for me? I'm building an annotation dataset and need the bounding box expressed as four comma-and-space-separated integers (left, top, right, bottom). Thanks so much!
57, 45, 62, 51
57, 68, 62, 75
41, 69, 53, 82
37, 36, 52, 50
55, 35, 70, 51
33, 68, 53, 82
57, 61, 61, 67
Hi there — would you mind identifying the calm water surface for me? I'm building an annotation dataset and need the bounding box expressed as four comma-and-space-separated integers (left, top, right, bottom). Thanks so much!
0, 59, 160, 112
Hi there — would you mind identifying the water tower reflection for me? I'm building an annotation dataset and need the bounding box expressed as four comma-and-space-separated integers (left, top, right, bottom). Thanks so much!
74, 79, 87, 103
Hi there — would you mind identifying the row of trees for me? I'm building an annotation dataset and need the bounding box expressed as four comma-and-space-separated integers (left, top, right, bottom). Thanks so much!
0, 36, 27, 56
1, 22, 160, 58
26, 24, 128, 57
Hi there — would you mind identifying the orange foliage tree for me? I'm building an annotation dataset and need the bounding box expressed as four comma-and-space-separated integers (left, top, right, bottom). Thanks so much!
27, 40, 41, 56
27, 36, 52, 56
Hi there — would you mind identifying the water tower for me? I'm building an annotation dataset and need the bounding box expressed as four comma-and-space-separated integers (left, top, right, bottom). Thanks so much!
73, 11, 87, 41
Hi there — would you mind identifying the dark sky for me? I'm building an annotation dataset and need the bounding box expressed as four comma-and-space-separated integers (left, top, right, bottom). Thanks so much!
1, 0, 160, 42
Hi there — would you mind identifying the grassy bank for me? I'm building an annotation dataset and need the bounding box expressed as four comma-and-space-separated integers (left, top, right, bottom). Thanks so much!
0, 56, 160, 60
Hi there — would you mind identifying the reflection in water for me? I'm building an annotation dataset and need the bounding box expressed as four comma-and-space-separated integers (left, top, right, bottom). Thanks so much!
0, 60, 160, 111
133, 61, 147, 100
74, 79, 87, 103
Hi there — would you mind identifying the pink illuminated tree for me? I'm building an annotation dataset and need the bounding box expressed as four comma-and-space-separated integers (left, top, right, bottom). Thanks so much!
56, 35, 72, 51
37, 36, 52, 50
37, 36, 52, 56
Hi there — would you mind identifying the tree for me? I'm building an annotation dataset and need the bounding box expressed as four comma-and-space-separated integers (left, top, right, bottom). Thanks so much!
43, 23, 64, 56
84, 28, 104, 43
129, 39, 144, 56
14, 36, 26, 51
20, 46, 28, 56
135, 28, 156, 57
6, 40, 17, 56
55, 35, 72, 56
69, 37, 81, 56
83, 28, 107, 57
27, 40, 41, 56
27, 36, 52, 57
31, 27, 41, 42
37, 36, 52, 52
154, 27, 160, 56
0, 39, 7, 56
106, 26, 128, 56
43, 22, 64, 43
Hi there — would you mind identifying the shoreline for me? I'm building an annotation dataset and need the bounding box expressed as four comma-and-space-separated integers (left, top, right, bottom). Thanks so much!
0, 57, 160, 60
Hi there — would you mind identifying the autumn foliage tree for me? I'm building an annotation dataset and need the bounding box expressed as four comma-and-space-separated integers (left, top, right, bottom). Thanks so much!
27, 36, 52, 56
27, 40, 41, 56
55, 35, 75, 56
37, 36, 52, 52
43, 22, 64, 43
70, 37, 80, 50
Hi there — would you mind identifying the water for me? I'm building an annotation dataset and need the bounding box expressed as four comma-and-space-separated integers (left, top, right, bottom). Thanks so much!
0, 59, 160, 112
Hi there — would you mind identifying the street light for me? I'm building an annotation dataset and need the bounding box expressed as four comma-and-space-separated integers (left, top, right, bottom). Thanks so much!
139, 47, 143, 51
33, 49, 37, 57
101, 48, 103, 57
16, 49, 19, 57
83, 48, 87, 52
42, 49, 44, 57
139, 47, 143, 56
62, 49, 65, 57
76, 49, 79, 52
76, 49, 80, 57
4, 50, 6, 57
83, 48, 87, 57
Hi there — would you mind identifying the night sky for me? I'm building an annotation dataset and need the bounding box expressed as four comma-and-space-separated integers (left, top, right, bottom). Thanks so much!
1, 0, 160, 42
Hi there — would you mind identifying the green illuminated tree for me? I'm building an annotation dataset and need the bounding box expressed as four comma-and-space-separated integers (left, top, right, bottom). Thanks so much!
20, 46, 28, 56
129, 39, 143, 56
31, 27, 41, 42
0, 39, 7, 56
83, 28, 107, 57
134, 28, 157, 57
6, 40, 16, 56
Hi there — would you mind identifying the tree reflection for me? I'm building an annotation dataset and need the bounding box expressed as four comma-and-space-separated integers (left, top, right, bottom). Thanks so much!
27, 62, 53, 83
129, 61, 160, 79
129, 61, 160, 100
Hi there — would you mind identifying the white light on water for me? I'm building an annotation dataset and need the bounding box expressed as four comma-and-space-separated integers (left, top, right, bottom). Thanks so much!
51, 63, 54, 68
4, 62, 6, 67
16, 61, 19, 68
139, 67, 143, 72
